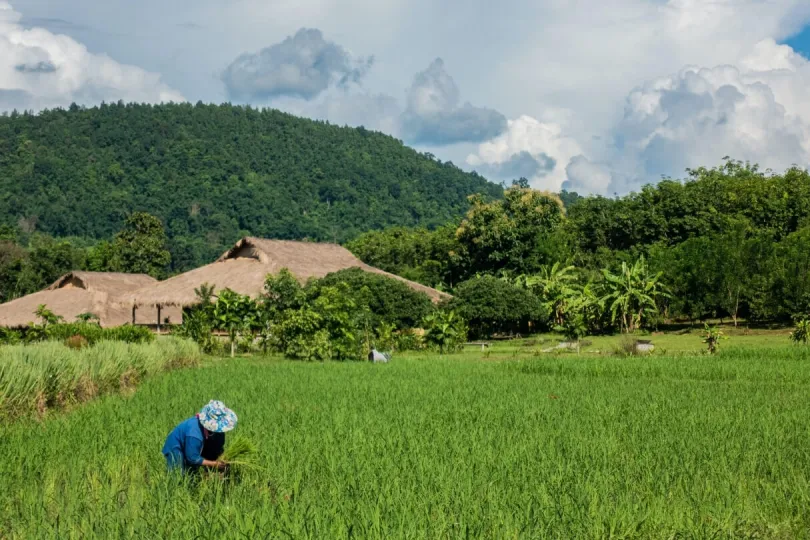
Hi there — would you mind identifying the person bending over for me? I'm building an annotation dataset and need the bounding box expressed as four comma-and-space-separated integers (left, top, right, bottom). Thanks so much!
162, 400, 237, 473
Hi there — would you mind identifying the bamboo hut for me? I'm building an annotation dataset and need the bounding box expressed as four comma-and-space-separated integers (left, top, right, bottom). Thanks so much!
122, 238, 449, 314
0, 272, 182, 328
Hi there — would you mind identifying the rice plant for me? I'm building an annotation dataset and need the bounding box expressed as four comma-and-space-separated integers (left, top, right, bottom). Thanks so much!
1, 346, 810, 537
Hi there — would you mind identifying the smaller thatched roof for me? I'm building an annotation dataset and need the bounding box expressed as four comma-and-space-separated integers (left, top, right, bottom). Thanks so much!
0, 271, 181, 328
123, 237, 450, 308
46, 271, 157, 293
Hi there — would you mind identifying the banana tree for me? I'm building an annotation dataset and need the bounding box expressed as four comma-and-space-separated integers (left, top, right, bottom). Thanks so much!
423, 310, 468, 354
213, 289, 258, 357
520, 262, 580, 326
601, 256, 669, 333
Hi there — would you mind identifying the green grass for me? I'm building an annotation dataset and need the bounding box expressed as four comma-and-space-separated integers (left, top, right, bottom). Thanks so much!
2, 344, 810, 538
0, 338, 201, 420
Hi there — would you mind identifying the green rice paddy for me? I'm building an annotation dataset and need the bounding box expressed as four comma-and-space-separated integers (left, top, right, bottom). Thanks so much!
1, 339, 809, 538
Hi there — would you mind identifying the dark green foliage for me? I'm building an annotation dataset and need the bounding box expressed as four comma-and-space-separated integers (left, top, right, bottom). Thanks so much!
566, 160, 810, 253
790, 319, 810, 345
271, 283, 368, 361
0, 102, 501, 274
314, 268, 433, 329
448, 276, 548, 339
263, 269, 306, 315
345, 224, 463, 288
0, 327, 21, 345
106, 212, 171, 278
456, 188, 566, 277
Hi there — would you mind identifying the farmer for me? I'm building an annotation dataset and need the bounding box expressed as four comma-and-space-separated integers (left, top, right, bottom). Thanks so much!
162, 400, 237, 473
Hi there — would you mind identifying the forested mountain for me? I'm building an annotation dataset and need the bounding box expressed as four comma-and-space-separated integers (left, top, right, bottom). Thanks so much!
0, 102, 502, 270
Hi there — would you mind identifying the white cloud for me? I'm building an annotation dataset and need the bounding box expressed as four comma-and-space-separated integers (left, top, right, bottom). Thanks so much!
611, 38, 810, 185
0, 2, 183, 112
8, 0, 810, 194
564, 156, 614, 195
221, 28, 373, 101
466, 115, 585, 191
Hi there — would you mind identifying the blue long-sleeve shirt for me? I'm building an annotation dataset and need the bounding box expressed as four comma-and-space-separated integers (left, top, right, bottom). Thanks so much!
162, 417, 224, 467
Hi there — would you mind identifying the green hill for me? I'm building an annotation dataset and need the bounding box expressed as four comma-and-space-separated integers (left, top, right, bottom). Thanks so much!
0, 102, 502, 270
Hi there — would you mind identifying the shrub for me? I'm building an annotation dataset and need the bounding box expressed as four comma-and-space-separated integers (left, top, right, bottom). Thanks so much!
555, 312, 588, 343
314, 268, 433, 329
702, 324, 726, 354
0, 327, 21, 345
790, 319, 809, 345
394, 328, 424, 351
448, 276, 548, 339
272, 308, 332, 361
173, 310, 220, 354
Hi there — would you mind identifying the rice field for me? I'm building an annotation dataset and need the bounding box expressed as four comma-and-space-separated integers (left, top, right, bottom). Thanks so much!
2, 343, 810, 538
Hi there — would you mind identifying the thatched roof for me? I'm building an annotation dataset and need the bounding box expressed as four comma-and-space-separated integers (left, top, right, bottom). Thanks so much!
123, 237, 450, 308
0, 272, 182, 328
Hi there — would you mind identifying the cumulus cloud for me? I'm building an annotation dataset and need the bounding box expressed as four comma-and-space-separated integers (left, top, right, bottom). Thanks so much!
614, 39, 810, 182
400, 58, 507, 145
222, 28, 373, 101
474, 151, 555, 181
0, 2, 183, 112
466, 115, 586, 192
563, 156, 614, 195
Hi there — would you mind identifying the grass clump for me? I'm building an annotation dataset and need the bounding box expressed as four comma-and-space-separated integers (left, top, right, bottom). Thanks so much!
0, 338, 201, 420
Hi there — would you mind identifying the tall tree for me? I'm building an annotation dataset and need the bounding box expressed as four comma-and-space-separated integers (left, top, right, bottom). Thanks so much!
456, 188, 565, 276
110, 212, 171, 278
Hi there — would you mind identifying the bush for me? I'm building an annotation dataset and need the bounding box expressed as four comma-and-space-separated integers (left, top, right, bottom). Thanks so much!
173, 310, 220, 354
272, 307, 332, 361
0, 327, 21, 345
790, 319, 809, 345
448, 276, 548, 339
394, 328, 424, 351
315, 268, 433, 329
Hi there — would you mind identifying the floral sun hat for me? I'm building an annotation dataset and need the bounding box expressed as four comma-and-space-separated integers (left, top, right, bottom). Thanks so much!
198, 400, 238, 433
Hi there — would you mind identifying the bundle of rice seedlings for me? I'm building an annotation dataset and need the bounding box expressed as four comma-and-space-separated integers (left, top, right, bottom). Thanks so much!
221, 435, 261, 474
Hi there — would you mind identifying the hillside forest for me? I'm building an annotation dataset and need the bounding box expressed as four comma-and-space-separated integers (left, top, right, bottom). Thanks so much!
0, 104, 809, 332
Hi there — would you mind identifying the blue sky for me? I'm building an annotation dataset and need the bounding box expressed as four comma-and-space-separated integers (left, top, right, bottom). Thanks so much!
784, 25, 810, 58
3, 0, 810, 195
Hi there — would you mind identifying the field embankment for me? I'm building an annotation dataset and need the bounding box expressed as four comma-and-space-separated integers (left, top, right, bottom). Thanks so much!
0, 338, 200, 420
1, 348, 809, 538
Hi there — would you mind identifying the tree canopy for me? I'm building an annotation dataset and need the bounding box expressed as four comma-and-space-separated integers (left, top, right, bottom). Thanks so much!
0, 102, 502, 272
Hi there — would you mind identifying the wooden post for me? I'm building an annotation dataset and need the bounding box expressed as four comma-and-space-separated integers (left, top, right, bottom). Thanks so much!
157, 305, 162, 334
132, 305, 137, 325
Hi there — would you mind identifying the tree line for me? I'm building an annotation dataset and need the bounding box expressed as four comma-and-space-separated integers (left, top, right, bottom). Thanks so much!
348, 160, 810, 329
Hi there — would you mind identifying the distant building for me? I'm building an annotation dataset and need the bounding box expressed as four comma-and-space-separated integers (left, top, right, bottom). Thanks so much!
121, 237, 449, 318
0, 272, 181, 328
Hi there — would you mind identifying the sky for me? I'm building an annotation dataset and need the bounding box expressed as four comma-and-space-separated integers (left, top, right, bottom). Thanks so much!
4, 0, 810, 195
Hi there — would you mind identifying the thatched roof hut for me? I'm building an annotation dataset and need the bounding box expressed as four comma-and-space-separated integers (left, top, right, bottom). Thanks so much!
123, 237, 450, 309
0, 272, 182, 328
